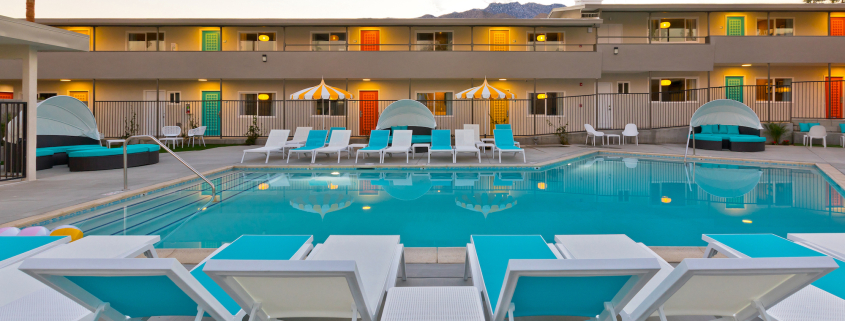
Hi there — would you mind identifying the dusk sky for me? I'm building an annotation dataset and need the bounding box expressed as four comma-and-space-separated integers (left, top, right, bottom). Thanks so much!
0, 0, 807, 19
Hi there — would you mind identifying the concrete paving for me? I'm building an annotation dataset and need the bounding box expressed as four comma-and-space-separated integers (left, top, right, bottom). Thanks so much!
3, 142, 845, 226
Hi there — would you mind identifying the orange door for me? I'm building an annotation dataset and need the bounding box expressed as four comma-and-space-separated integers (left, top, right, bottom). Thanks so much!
490, 30, 509, 51
360, 30, 380, 51
827, 77, 843, 119
0, 92, 12, 99
359, 91, 379, 136
832, 18, 845, 36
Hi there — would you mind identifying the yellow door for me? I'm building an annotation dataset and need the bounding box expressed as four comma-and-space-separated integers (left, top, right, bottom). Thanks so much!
69, 91, 89, 104
490, 99, 509, 134
490, 30, 509, 51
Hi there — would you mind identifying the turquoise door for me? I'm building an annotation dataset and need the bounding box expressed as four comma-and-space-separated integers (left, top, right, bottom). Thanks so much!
202, 30, 220, 51
725, 76, 744, 103
727, 17, 745, 36
202, 91, 221, 136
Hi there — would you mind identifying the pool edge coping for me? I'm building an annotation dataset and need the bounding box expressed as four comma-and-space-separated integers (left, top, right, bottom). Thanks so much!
4, 149, 837, 228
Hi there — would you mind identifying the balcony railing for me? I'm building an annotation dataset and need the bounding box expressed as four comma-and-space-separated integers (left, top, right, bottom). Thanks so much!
94, 43, 599, 52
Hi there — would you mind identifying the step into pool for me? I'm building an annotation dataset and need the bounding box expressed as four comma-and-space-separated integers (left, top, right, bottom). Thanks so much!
41, 155, 845, 248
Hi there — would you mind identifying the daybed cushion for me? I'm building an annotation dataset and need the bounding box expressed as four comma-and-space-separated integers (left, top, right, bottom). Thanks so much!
35, 149, 55, 157
690, 134, 723, 142
701, 125, 716, 134
718, 125, 729, 134
726, 125, 740, 135
799, 123, 810, 132
729, 136, 766, 143
68, 144, 158, 158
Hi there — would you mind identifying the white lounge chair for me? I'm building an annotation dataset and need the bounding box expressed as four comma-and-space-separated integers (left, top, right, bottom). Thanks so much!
805, 125, 827, 148
455, 129, 481, 163
788, 233, 845, 261
161, 126, 183, 148
381, 130, 413, 164
585, 124, 605, 146
241, 129, 290, 163
188, 126, 207, 147
288, 127, 312, 146
463, 124, 490, 152
0, 236, 160, 321
703, 234, 845, 321
622, 123, 639, 145
554, 234, 836, 321
466, 235, 660, 321
313, 130, 351, 163
19, 235, 314, 321
204, 235, 406, 321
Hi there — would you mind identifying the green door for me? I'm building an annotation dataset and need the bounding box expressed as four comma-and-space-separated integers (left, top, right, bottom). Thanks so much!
202, 30, 220, 51
727, 17, 745, 36
725, 76, 744, 103
202, 91, 221, 136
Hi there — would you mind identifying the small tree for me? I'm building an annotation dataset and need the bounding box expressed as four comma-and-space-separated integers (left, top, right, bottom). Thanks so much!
546, 119, 569, 145
244, 115, 261, 145
762, 122, 788, 145
122, 112, 139, 139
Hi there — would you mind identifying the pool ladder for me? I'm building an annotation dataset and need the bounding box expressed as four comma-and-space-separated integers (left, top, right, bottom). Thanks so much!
122, 135, 218, 202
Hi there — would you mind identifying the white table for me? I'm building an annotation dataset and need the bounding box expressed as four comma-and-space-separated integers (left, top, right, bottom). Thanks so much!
106, 139, 126, 148
476, 142, 495, 155
411, 143, 430, 159
606, 134, 621, 145
347, 143, 367, 153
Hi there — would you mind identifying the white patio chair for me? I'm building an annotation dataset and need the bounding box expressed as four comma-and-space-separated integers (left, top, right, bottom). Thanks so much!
241, 129, 290, 163
454, 129, 482, 163
805, 125, 827, 148
188, 126, 207, 147
622, 123, 639, 145
160, 126, 183, 149
463, 124, 490, 152
288, 127, 312, 146
313, 130, 351, 163
584, 124, 605, 146
381, 130, 413, 164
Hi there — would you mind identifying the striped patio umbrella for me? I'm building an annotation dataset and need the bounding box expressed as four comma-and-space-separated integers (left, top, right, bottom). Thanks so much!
290, 193, 353, 219
289, 78, 353, 100
455, 193, 517, 218
456, 78, 515, 99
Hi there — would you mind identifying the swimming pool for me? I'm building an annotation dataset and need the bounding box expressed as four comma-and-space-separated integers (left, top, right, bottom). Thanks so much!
42, 155, 845, 248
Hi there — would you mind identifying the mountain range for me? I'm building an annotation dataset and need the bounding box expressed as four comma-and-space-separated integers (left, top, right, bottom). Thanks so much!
420, 2, 565, 19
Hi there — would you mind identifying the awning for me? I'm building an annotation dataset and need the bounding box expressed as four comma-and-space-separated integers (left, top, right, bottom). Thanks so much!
456, 78, 515, 99
375, 99, 436, 130
290, 193, 353, 219
289, 79, 353, 100
689, 99, 763, 129
381, 173, 433, 201
456, 193, 517, 218
36, 96, 99, 141
694, 164, 762, 199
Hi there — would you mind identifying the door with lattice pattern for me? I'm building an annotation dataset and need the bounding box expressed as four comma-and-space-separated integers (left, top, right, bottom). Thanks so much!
360, 30, 380, 51
490, 30, 509, 51
359, 91, 378, 136
832, 18, 845, 36
827, 77, 843, 119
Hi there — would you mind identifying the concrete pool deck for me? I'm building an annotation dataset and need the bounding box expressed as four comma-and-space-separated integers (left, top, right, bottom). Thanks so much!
3, 142, 845, 227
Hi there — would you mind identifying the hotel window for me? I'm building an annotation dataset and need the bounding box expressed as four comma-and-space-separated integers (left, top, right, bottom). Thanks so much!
37, 93, 57, 101
757, 18, 794, 36
650, 78, 697, 102
315, 100, 346, 116
617, 82, 630, 94
241, 93, 274, 117
530, 92, 564, 115
240, 32, 276, 51
168, 92, 181, 104
528, 32, 565, 51
416, 32, 453, 51
650, 19, 697, 42
312, 32, 347, 51
127, 32, 164, 51
755, 78, 793, 102
416, 92, 453, 115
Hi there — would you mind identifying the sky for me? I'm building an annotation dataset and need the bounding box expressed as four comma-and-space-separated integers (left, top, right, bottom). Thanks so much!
0, 0, 807, 19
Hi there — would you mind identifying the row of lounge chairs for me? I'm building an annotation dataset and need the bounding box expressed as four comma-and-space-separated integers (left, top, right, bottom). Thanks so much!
242, 126, 526, 164
4, 233, 845, 321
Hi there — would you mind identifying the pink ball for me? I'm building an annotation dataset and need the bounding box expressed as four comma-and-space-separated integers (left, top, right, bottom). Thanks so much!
0, 227, 20, 236
18, 226, 50, 236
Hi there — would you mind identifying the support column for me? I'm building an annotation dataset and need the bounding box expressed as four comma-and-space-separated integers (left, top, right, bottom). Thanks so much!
767, 63, 772, 121
219, 79, 223, 138
92, 79, 96, 116
156, 79, 160, 137
22, 46, 37, 181
533, 78, 537, 136
647, 13, 652, 44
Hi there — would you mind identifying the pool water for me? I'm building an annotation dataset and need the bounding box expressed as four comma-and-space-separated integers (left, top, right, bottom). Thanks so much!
45, 156, 845, 248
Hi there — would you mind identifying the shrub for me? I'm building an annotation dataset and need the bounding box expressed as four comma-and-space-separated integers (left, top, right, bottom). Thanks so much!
762, 122, 788, 145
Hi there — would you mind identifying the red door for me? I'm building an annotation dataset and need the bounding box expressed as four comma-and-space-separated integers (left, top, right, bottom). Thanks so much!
359, 91, 379, 136
0, 92, 12, 99
827, 77, 843, 119
832, 18, 845, 36
360, 30, 380, 51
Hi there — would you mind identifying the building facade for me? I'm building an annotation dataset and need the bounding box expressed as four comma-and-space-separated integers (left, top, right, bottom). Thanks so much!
1, 2, 844, 139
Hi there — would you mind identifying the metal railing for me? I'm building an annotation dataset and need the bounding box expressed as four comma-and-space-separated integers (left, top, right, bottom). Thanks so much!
92, 80, 844, 139
1, 102, 26, 181
123, 135, 217, 201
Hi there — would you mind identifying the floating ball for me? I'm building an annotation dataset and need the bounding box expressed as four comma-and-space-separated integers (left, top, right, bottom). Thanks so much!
0, 227, 21, 236
19, 226, 50, 236
50, 225, 84, 242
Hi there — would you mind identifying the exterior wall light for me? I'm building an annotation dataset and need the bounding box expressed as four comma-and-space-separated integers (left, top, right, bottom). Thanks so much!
258, 35, 270, 42
536, 34, 546, 42
262, 54, 267, 62
537, 93, 548, 99
198, 79, 208, 82
660, 22, 671, 29
613, 47, 619, 55
363, 79, 371, 81
660, 79, 672, 86
499, 78, 507, 81
60, 79, 71, 82
258, 94, 270, 100
742, 64, 752, 67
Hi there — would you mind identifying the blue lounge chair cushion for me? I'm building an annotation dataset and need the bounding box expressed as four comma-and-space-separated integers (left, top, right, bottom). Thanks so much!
726, 125, 740, 135
0, 236, 65, 262
706, 234, 845, 300
66, 275, 200, 317
360, 130, 389, 151
495, 124, 512, 130
431, 130, 452, 150
840, 123, 845, 133
799, 123, 809, 132
294, 130, 328, 151
494, 129, 522, 150
729, 136, 766, 143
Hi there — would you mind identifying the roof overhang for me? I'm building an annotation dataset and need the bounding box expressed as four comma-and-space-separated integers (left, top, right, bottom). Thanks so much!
0, 15, 88, 52
553, 3, 845, 13
34, 17, 602, 28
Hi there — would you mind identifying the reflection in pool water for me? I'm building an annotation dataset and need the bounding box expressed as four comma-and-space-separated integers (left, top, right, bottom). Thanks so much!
46, 156, 845, 248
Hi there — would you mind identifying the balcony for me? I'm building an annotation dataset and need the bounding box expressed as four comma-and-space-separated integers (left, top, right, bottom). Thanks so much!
712, 36, 845, 64
598, 41, 715, 72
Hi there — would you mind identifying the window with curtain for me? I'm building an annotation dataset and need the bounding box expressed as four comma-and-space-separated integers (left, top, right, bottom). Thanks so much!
416, 92, 453, 115
315, 100, 346, 116
755, 78, 792, 102
650, 19, 697, 42
758, 18, 794, 36
127, 32, 164, 51
529, 92, 564, 115
650, 78, 697, 102
416, 32, 453, 51
312, 32, 347, 51
527, 32, 565, 51
241, 93, 274, 116
239, 32, 276, 51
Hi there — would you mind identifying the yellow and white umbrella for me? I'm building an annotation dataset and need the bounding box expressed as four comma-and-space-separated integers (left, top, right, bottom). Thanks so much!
456, 193, 517, 218
289, 78, 353, 100
456, 78, 515, 99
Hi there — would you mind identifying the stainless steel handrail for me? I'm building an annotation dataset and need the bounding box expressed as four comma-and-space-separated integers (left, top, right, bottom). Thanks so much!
123, 135, 217, 201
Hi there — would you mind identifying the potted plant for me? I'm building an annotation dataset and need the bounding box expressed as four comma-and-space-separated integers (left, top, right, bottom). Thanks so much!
244, 115, 261, 145
546, 119, 569, 145
762, 122, 788, 145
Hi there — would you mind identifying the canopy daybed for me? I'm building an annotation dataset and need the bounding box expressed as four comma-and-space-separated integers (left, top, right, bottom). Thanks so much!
376, 99, 436, 149
685, 99, 766, 158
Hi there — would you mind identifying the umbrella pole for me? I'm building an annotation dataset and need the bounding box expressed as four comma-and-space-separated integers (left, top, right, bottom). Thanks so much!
684, 126, 693, 162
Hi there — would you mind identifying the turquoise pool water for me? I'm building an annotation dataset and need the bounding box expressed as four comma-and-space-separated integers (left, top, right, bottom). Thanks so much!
44, 155, 845, 248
